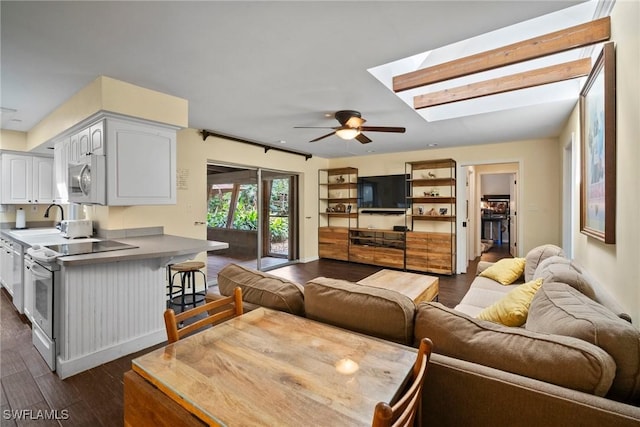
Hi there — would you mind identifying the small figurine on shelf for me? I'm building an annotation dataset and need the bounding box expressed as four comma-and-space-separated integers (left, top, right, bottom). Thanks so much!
439, 208, 448, 216
346, 205, 352, 213
417, 207, 424, 215
336, 175, 345, 183
427, 171, 436, 179
428, 208, 438, 216
430, 188, 440, 197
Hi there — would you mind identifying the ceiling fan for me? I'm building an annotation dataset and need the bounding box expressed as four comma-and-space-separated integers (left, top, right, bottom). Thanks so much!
295, 110, 406, 144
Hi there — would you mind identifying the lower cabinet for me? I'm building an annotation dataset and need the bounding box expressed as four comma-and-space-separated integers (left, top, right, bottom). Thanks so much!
317, 228, 454, 274
318, 227, 349, 261
406, 231, 455, 275
348, 229, 405, 269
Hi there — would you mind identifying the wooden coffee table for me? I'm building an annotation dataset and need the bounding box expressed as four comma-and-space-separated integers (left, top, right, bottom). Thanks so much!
357, 269, 439, 304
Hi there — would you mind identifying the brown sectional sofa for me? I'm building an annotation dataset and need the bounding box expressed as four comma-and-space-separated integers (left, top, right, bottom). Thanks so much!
208, 253, 640, 426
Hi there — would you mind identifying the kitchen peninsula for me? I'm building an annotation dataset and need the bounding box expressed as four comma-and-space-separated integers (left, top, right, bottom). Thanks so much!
3, 228, 227, 379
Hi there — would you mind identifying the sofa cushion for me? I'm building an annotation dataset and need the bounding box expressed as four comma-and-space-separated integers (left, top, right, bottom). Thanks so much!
454, 276, 520, 317
477, 278, 543, 327
304, 277, 415, 345
414, 302, 616, 396
217, 263, 305, 316
479, 257, 526, 285
533, 256, 596, 300
526, 282, 640, 403
524, 244, 565, 282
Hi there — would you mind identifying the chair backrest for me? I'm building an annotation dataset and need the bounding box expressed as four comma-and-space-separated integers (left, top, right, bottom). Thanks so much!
372, 338, 433, 427
164, 287, 243, 343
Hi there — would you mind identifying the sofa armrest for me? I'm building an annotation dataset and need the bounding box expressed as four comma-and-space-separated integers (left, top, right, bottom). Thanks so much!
422, 353, 640, 427
476, 260, 495, 275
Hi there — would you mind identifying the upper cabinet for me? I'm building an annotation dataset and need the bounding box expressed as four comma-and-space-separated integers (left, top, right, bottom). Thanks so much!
52, 114, 177, 206
105, 118, 176, 206
79, 121, 104, 157
53, 137, 69, 203
1, 153, 54, 204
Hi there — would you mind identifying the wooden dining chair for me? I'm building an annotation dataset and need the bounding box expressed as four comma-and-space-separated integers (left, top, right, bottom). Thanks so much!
164, 286, 243, 343
372, 337, 433, 427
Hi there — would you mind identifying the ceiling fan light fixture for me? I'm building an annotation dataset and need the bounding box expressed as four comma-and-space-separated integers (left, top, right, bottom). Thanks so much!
335, 127, 360, 140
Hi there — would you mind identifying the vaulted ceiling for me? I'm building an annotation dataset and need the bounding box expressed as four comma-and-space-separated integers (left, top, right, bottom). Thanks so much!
1, 1, 602, 158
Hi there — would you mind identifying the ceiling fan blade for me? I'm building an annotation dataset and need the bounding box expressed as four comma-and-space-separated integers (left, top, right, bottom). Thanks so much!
294, 126, 338, 129
356, 133, 372, 144
359, 126, 406, 133
345, 116, 365, 128
310, 131, 337, 142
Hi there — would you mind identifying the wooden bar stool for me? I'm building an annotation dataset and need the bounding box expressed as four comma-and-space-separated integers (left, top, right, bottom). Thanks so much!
167, 261, 207, 313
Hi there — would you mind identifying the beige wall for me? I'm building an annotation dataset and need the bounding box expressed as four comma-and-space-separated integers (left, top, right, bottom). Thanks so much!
563, 0, 640, 325
0, 130, 53, 224
87, 128, 328, 263
328, 137, 562, 256
0, 129, 28, 151
26, 76, 188, 150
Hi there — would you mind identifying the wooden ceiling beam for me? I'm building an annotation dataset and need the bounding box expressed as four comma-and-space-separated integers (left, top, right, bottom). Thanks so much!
393, 16, 610, 92
414, 57, 592, 109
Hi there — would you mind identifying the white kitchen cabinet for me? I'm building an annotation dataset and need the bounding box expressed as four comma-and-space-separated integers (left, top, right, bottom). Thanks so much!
32, 156, 55, 204
69, 132, 80, 164
105, 118, 176, 205
1, 240, 14, 296
53, 137, 69, 203
78, 120, 104, 158
1, 153, 31, 204
0, 238, 8, 288
1, 153, 54, 204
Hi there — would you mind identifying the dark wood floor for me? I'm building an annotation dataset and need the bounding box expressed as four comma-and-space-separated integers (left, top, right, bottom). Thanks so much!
0, 245, 510, 426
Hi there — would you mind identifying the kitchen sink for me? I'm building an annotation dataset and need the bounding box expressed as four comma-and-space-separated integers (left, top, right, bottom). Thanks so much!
10, 228, 61, 236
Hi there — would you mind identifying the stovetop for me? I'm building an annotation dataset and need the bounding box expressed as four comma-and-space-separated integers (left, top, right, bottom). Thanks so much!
44, 240, 138, 256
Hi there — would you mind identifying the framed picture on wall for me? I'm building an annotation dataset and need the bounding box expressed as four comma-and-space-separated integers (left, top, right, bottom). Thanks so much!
580, 42, 616, 244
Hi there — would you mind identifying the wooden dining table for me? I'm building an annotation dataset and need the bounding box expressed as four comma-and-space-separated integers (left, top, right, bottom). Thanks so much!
125, 307, 418, 426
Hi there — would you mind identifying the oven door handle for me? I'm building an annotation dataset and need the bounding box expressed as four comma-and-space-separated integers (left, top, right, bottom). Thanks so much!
30, 262, 52, 279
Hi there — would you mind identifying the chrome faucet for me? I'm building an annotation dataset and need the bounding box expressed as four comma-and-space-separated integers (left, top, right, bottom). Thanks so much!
44, 204, 64, 228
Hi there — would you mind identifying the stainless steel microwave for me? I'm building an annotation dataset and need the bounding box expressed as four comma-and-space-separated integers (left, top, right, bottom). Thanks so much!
68, 155, 106, 204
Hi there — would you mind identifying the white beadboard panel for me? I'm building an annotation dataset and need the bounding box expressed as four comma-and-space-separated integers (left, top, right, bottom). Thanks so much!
59, 259, 166, 361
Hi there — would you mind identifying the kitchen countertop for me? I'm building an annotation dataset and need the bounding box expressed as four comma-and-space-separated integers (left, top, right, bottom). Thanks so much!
1, 228, 228, 266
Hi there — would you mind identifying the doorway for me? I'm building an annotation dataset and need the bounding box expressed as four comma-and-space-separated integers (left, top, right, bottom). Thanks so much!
458, 162, 519, 273
206, 163, 299, 278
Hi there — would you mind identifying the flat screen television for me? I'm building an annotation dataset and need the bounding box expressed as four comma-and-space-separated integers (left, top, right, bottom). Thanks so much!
357, 174, 409, 209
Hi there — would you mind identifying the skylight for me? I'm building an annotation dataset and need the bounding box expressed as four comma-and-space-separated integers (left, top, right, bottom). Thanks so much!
368, 0, 608, 122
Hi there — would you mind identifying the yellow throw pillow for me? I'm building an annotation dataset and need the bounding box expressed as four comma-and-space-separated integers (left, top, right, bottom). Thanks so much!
477, 278, 543, 327
479, 257, 526, 285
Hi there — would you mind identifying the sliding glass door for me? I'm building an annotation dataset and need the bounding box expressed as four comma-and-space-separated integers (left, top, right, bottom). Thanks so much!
207, 164, 298, 273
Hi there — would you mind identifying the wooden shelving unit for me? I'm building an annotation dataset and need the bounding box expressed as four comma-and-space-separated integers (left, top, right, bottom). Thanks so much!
318, 167, 358, 261
348, 228, 405, 269
405, 159, 457, 275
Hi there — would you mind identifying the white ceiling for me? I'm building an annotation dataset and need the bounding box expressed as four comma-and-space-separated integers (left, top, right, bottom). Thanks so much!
1, 1, 600, 158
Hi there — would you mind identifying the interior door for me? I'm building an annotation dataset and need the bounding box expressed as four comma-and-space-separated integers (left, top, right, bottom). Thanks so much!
509, 173, 518, 257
